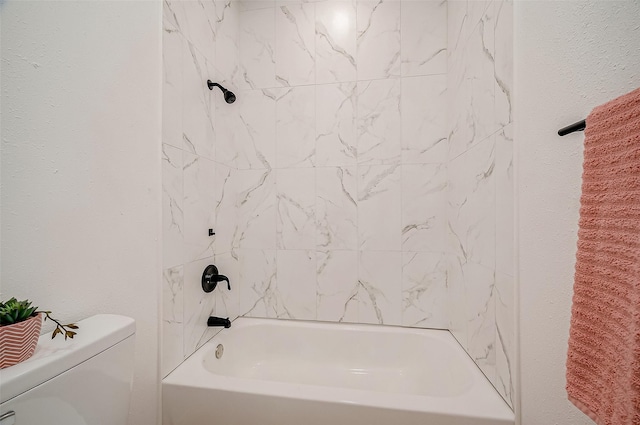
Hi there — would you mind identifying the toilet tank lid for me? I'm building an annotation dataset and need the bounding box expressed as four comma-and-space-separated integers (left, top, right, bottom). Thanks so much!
0, 314, 135, 404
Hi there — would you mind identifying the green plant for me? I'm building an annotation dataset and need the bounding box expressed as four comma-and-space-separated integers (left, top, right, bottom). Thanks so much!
0, 298, 79, 340
0, 298, 37, 325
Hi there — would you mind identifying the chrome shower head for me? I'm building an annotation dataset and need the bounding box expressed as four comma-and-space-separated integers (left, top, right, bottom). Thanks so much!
207, 80, 236, 104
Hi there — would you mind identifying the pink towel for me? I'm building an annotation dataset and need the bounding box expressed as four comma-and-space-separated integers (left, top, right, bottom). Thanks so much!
567, 87, 640, 425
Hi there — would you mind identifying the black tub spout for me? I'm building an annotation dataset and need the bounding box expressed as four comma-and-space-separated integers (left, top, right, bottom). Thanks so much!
207, 316, 231, 328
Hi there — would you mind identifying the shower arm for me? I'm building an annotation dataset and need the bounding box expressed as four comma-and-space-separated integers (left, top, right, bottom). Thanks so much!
207, 80, 223, 91
206, 80, 236, 104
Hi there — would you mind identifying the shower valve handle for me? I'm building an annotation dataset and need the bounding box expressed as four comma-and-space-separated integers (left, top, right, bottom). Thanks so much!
202, 264, 231, 292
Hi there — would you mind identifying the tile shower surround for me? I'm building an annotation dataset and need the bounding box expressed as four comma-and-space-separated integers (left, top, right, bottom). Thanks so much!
232, 0, 449, 332
447, 0, 514, 408
162, 0, 514, 410
161, 0, 242, 376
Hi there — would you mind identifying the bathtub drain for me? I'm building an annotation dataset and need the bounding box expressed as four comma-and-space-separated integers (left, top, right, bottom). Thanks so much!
215, 344, 224, 359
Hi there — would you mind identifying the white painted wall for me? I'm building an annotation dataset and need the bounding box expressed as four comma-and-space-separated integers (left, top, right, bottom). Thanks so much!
1, 1, 162, 424
515, 1, 640, 424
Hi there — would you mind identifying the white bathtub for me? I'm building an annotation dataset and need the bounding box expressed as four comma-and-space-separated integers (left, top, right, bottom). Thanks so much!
163, 318, 514, 425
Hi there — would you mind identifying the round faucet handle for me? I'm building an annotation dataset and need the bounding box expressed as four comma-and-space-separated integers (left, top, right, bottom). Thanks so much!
201, 265, 231, 292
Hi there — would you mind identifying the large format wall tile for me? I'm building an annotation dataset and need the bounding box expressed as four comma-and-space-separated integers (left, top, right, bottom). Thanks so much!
495, 270, 514, 408
214, 0, 241, 88
162, 28, 184, 151
448, 138, 495, 269
400, 0, 447, 77
277, 168, 316, 249
277, 250, 317, 320
358, 251, 402, 325
495, 125, 513, 276
357, 78, 401, 165
358, 164, 401, 251
163, 144, 184, 269
401, 163, 447, 253
276, 3, 315, 86
164, 0, 186, 36
316, 166, 358, 250
401, 252, 447, 328
465, 0, 492, 42
214, 164, 237, 254
317, 250, 359, 322
494, 127, 514, 410
180, 1, 218, 57
464, 261, 496, 385
356, 0, 400, 81
276, 86, 316, 168
236, 169, 276, 249
447, 77, 474, 160
162, 265, 184, 377
182, 44, 216, 159
447, 2, 499, 160
240, 7, 276, 89
316, 1, 357, 84
401, 75, 447, 164
316, 82, 357, 167
239, 249, 279, 317
236, 89, 276, 170
447, 0, 468, 63
467, 12, 496, 147
446, 253, 468, 348
183, 152, 217, 263
215, 92, 242, 168
494, 0, 513, 129
240, 1, 276, 12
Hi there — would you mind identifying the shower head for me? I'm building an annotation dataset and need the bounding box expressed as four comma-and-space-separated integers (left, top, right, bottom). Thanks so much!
207, 80, 236, 104
224, 90, 236, 104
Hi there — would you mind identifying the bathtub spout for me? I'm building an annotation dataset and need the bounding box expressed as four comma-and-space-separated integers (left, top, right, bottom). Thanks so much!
207, 316, 231, 328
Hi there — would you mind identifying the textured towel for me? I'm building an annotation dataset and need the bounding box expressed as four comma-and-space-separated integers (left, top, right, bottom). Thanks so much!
567, 87, 640, 425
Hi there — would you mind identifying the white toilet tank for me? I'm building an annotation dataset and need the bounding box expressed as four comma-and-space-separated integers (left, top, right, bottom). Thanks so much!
0, 314, 135, 425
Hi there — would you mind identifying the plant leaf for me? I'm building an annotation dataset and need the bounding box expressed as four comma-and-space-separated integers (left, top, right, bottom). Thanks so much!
52, 327, 62, 339
66, 324, 79, 329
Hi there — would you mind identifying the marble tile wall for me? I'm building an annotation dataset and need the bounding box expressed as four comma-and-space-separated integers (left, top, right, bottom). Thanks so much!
161, 1, 514, 411
446, 0, 514, 408
235, 0, 449, 329
162, 0, 241, 377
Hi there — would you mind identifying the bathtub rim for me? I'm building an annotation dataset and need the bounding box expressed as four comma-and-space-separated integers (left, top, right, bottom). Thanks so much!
163, 317, 515, 423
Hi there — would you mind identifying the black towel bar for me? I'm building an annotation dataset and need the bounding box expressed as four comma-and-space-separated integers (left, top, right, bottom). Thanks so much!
558, 119, 586, 136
